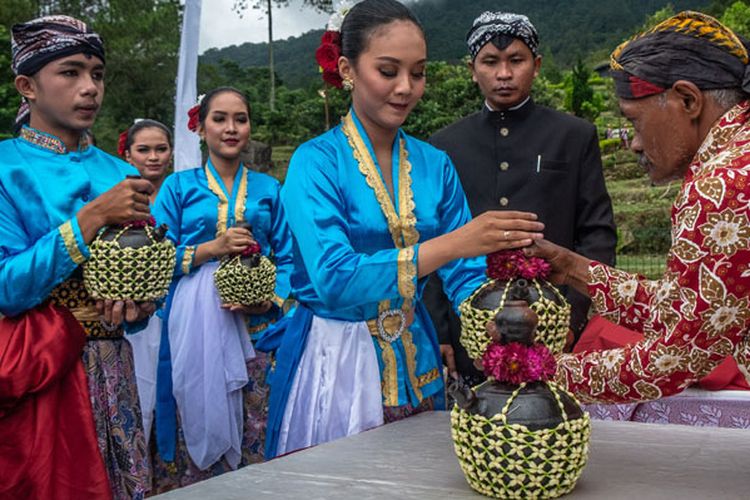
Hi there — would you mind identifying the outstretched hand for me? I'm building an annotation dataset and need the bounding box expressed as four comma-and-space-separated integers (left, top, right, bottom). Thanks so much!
416, 211, 545, 279
453, 210, 545, 259
523, 239, 593, 295
522, 239, 571, 285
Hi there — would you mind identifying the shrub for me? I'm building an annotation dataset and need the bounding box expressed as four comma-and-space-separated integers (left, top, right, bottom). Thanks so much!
599, 138, 620, 154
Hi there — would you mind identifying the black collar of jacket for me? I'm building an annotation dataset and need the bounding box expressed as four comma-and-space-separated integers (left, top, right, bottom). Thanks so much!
483, 97, 535, 124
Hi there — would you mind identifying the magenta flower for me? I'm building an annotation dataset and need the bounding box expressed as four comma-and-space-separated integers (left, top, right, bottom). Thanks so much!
241, 242, 262, 257
518, 256, 551, 280
481, 342, 557, 384
486, 250, 523, 281
525, 344, 557, 381
486, 249, 550, 281
482, 343, 529, 384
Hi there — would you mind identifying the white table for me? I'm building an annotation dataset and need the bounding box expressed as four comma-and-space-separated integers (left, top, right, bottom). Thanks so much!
155, 411, 750, 499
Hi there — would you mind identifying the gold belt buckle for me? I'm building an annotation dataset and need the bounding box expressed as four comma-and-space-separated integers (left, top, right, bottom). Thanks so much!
376, 308, 406, 343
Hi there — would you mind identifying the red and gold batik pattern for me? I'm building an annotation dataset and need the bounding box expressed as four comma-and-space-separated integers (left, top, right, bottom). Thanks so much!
557, 101, 750, 403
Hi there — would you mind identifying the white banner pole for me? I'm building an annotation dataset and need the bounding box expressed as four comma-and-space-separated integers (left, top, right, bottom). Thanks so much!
173, 0, 202, 171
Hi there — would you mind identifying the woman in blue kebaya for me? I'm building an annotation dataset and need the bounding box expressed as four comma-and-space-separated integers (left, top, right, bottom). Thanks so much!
151, 87, 294, 492
120, 119, 174, 447
264, 0, 544, 458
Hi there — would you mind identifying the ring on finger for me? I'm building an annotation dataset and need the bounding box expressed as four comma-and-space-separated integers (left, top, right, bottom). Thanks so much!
503, 230, 510, 240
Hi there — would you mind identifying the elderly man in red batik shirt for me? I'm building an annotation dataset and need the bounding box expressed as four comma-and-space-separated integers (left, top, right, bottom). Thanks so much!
528, 11, 750, 403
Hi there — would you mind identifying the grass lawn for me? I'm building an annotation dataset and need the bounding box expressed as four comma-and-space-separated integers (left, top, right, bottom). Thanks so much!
617, 254, 667, 279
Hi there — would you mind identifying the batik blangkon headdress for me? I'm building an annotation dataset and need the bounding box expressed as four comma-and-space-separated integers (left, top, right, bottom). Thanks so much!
610, 11, 750, 99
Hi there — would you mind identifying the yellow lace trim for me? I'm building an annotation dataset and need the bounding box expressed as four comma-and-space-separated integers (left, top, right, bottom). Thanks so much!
205, 166, 229, 236
341, 112, 419, 250
417, 368, 440, 387
234, 165, 248, 225
366, 300, 399, 406
397, 142, 419, 247
59, 220, 86, 265
401, 328, 423, 401
397, 246, 417, 309
182, 245, 196, 275
205, 165, 248, 236
376, 337, 399, 407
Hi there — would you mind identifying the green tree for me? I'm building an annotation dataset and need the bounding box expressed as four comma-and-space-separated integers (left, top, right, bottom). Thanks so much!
566, 60, 594, 118
403, 60, 481, 139
539, 51, 564, 84
232, 0, 332, 111
90, 0, 181, 152
0, 0, 36, 27
0, 24, 18, 138
0, 0, 181, 152
638, 4, 677, 31
0, 1, 40, 136
532, 76, 565, 111
561, 60, 606, 123
721, 1, 750, 37
707, 0, 739, 16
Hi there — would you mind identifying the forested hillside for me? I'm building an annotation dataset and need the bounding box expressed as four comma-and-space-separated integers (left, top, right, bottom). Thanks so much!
201, 0, 711, 87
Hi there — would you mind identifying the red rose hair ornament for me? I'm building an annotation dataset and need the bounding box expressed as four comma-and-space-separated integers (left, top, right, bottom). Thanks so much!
315, 1, 355, 88
117, 129, 129, 157
187, 93, 205, 133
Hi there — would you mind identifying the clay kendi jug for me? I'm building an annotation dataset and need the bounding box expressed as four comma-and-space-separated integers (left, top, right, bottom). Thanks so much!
459, 250, 572, 359
449, 280, 591, 499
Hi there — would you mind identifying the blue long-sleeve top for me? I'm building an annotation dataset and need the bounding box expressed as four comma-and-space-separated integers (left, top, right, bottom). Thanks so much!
0, 126, 138, 317
280, 110, 486, 407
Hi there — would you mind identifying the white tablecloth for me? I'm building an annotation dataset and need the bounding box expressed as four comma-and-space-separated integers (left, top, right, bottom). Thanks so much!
155, 410, 750, 499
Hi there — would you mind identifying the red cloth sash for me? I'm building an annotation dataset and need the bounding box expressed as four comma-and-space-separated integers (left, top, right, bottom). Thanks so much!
574, 316, 749, 391
0, 303, 112, 500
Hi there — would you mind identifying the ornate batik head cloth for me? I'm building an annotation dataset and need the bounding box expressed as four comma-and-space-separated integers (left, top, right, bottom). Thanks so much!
11, 15, 105, 77
466, 11, 539, 60
611, 11, 750, 99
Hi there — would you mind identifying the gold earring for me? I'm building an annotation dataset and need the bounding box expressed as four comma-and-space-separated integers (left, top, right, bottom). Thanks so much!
342, 77, 354, 92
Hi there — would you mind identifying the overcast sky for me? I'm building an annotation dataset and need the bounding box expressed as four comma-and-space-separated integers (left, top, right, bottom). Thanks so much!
198, 0, 330, 53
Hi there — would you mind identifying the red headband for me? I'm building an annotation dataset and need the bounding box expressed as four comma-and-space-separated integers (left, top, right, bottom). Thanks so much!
628, 75, 666, 98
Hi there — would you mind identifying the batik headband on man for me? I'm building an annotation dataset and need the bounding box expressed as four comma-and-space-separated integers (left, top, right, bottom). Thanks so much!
610, 11, 750, 99
11, 15, 105, 77
466, 11, 539, 60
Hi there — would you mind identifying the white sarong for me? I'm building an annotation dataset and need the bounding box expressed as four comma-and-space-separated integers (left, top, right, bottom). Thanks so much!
276, 315, 383, 455
126, 314, 162, 443
168, 262, 255, 469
